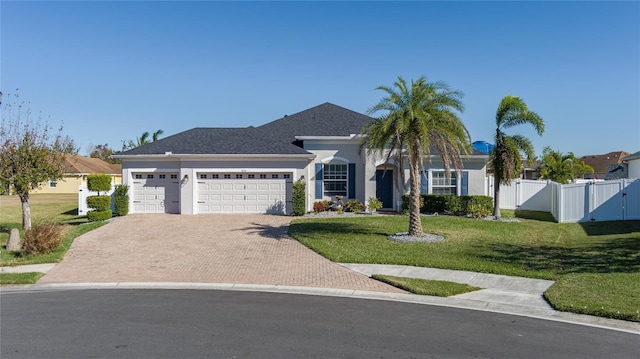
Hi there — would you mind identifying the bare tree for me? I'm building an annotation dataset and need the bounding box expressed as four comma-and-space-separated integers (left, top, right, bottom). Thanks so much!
0, 91, 77, 230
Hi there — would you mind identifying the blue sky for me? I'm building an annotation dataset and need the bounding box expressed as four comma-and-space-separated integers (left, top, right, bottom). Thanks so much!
2, 1, 638, 157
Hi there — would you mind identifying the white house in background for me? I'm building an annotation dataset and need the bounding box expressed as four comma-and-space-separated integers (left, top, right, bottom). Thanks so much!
622, 151, 640, 178
113, 103, 489, 215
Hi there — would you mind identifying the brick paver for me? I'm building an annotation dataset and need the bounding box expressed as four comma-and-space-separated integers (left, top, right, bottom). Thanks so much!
39, 214, 403, 293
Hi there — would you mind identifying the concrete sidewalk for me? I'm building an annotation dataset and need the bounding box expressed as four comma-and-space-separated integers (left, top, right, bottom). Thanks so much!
340, 263, 555, 312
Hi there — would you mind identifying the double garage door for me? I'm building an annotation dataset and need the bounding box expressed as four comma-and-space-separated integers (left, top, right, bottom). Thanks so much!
132, 173, 180, 214
197, 173, 292, 214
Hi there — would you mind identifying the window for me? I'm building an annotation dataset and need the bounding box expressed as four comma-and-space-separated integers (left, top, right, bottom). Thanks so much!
248, 174, 255, 179
323, 164, 347, 197
224, 174, 231, 179
49, 179, 57, 188
236, 174, 243, 179
159, 174, 166, 179
259, 174, 267, 179
212, 174, 219, 179
272, 174, 278, 179
135, 174, 142, 179
170, 174, 177, 179
147, 174, 154, 179
284, 174, 291, 179
431, 171, 457, 195
200, 174, 207, 179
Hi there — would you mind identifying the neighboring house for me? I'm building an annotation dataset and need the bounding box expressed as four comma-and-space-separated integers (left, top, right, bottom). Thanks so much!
579, 151, 630, 180
32, 154, 122, 194
622, 150, 640, 179
114, 103, 489, 215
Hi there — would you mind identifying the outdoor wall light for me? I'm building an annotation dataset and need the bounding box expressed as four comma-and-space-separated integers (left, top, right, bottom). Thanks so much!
182, 174, 189, 184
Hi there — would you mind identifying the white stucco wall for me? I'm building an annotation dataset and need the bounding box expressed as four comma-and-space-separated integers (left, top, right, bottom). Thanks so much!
628, 159, 640, 178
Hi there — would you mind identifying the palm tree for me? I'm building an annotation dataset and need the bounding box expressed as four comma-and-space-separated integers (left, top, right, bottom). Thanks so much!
362, 76, 470, 236
135, 132, 150, 147
540, 147, 573, 184
152, 129, 164, 142
491, 96, 544, 218
540, 147, 594, 183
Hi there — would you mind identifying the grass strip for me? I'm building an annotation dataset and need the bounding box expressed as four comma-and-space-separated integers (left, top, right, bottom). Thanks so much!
372, 274, 481, 297
0, 272, 44, 285
544, 272, 640, 322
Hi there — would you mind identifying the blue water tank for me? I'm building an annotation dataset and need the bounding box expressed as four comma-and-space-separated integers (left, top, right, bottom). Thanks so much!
472, 141, 494, 154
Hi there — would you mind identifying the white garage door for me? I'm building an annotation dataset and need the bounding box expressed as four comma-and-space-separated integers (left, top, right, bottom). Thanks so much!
197, 173, 291, 214
132, 173, 180, 214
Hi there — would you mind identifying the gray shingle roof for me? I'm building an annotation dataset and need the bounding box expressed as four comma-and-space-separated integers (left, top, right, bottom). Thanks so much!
120, 102, 373, 156
258, 102, 373, 139
119, 127, 310, 155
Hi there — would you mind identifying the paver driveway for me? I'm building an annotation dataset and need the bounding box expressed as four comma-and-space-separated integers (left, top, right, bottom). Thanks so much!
39, 214, 403, 293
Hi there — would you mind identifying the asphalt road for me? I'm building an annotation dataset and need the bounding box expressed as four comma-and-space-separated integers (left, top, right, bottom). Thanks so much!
1, 289, 637, 358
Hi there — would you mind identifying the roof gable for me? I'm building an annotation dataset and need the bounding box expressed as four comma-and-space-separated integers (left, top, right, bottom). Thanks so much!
579, 151, 630, 174
622, 150, 640, 162
258, 102, 373, 140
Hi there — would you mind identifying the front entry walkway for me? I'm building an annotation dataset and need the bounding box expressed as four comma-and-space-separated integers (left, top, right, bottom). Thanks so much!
38, 214, 403, 293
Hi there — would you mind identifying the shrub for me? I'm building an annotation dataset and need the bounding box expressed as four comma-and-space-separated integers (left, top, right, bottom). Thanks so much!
422, 195, 448, 213
87, 174, 112, 194
367, 197, 383, 212
344, 199, 366, 213
292, 179, 306, 216
464, 196, 493, 218
87, 210, 112, 222
313, 201, 328, 213
113, 184, 129, 216
442, 195, 462, 215
23, 222, 64, 255
402, 194, 493, 218
87, 195, 110, 211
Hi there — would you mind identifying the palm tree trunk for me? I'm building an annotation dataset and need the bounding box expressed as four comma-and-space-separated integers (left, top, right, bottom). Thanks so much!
493, 181, 501, 219
408, 144, 424, 236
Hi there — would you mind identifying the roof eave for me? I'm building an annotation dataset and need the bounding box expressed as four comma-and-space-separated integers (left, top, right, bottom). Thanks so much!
113, 153, 316, 160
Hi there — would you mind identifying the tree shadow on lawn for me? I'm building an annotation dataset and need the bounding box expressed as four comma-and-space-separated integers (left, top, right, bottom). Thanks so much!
474, 237, 640, 275
288, 221, 391, 238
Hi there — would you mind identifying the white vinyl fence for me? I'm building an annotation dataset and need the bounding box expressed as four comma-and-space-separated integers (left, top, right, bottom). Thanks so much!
486, 177, 640, 223
78, 186, 115, 215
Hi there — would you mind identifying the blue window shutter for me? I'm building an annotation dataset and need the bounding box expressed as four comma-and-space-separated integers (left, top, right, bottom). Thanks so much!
315, 164, 323, 199
348, 163, 356, 198
461, 171, 469, 195
420, 171, 428, 194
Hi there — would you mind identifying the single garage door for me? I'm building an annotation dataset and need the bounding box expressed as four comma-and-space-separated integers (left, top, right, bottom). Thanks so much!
132, 173, 180, 214
197, 173, 291, 214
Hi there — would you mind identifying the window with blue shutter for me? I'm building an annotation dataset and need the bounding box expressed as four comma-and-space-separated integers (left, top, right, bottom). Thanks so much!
348, 163, 356, 198
420, 171, 428, 194
461, 171, 469, 195
315, 163, 323, 199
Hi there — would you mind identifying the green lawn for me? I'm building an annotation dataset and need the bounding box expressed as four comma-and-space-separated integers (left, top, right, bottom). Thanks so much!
1, 194, 105, 267
289, 212, 640, 322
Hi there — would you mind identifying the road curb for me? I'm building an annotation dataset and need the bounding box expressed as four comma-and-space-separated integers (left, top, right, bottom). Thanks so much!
2, 282, 638, 335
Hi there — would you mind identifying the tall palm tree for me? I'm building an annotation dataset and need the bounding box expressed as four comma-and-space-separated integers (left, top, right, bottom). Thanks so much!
362, 76, 470, 236
491, 96, 544, 218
